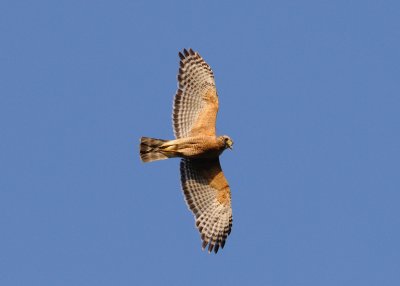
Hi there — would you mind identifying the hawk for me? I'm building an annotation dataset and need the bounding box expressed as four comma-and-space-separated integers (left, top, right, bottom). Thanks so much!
139, 48, 233, 253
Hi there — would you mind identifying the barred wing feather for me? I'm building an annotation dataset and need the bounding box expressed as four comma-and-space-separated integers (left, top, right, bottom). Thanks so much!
172, 49, 219, 138
180, 158, 232, 253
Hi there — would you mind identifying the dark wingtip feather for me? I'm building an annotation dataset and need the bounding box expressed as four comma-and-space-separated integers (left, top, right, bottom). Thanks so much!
208, 243, 214, 253
214, 244, 219, 253
202, 240, 208, 250
221, 240, 226, 249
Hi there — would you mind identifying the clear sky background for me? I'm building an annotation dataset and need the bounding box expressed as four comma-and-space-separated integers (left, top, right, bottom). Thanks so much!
1, 1, 399, 285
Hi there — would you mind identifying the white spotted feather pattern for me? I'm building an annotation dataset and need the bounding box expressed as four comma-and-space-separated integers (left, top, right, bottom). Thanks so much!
180, 159, 232, 253
172, 49, 216, 139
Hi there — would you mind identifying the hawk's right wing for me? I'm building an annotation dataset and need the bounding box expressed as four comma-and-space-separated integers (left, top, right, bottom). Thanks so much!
172, 49, 219, 138
180, 158, 233, 253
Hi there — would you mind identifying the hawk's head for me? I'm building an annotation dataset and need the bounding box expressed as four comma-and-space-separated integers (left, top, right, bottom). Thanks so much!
221, 135, 234, 150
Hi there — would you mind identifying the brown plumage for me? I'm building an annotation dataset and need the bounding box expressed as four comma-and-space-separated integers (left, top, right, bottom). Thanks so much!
139, 48, 234, 253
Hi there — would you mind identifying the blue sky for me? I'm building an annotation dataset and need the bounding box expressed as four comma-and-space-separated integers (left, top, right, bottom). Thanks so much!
1, 0, 399, 285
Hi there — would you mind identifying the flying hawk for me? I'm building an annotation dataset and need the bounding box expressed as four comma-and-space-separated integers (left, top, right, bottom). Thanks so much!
140, 48, 233, 253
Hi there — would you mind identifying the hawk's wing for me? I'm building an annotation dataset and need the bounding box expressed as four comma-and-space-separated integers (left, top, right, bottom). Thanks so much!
173, 49, 219, 138
180, 158, 232, 253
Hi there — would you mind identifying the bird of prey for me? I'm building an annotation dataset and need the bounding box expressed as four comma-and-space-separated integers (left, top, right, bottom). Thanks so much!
139, 48, 233, 253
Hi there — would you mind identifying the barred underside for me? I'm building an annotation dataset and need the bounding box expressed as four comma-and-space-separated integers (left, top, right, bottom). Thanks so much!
140, 137, 169, 163
180, 158, 232, 253
172, 48, 217, 139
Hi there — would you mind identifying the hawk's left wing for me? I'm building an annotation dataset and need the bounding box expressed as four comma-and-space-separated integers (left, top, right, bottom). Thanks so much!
172, 49, 219, 138
180, 158, 232, 253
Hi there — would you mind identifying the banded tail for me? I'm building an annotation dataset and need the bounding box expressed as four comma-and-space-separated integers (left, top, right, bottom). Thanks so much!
140, 137, 174, 163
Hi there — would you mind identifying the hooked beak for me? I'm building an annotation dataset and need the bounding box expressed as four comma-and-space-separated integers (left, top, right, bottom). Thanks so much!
227, 140, 233, 150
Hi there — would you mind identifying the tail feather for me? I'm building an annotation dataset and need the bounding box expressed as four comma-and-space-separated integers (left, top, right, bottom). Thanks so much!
140, 137, 171, 163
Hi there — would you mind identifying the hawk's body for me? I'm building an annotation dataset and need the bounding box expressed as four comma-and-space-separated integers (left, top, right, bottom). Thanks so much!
140, 49, 233, 253
140, 136, 226, 161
